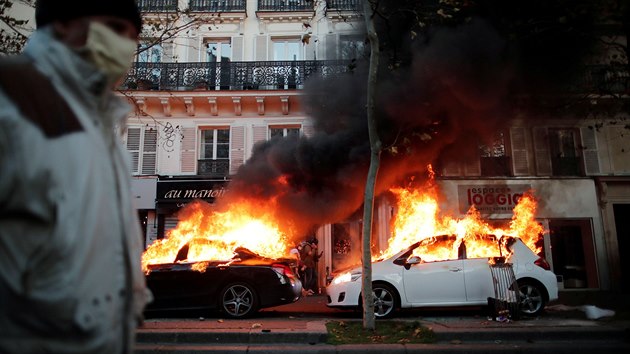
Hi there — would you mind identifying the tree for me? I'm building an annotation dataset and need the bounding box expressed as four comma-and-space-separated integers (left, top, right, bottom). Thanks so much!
360, 0, 379, 331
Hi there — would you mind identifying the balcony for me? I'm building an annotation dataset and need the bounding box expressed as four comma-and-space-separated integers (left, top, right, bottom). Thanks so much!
257, 0, 314, 11
198, 159, 230, 178
326, 0, 361, 11
574, 65, 630, 95
137, 0, 178, 12
120, 60, 352, 91
189, 0, 246, 12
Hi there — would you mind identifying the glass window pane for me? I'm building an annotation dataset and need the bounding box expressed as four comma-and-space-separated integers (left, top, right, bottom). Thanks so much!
217, 129, 230, 143
216, 144, 229, 158
221, 43, 232, 61
203, 130, 214, 143
287, 42, 299, 61
287, 128, 300, 137
270, 128, 283, 139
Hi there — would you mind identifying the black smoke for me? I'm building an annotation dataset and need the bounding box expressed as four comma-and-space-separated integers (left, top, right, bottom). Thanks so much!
217, 0, 598, 238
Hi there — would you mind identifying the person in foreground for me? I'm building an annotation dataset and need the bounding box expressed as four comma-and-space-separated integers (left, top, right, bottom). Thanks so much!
0, 0, 150, 353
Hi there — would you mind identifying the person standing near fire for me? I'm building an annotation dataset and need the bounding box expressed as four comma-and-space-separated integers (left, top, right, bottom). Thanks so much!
301, 238, 323, 295
0, 1, 150, 353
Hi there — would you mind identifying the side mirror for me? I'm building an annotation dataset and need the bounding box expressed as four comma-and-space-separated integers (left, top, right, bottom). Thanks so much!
404, 256, 422, 270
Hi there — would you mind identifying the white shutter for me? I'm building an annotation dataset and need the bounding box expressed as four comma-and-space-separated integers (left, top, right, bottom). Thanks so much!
230, 126, 245, 175
580, 126, 600, 175
325, 33, 338, 60
232, 36, 244, 61
164, 216, 179, 238
253, 125, 267, 145
441, 160, 461, 177
126, 127, 141, 174
533, 127, 552, 176
255, 35, 268, 60
162, 41, 174, 62
187, 37, 200, 61
180, 127, 197, 173
141, 128, 157, 175
510, 126, 529, 176
302, 124, 315, 138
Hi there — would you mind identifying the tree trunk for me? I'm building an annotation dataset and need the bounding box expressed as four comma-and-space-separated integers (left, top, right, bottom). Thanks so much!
361, 0, 381, 331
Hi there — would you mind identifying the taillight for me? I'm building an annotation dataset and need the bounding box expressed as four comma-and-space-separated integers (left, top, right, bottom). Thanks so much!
534, 257, 551, 270
272, 264, 296, 280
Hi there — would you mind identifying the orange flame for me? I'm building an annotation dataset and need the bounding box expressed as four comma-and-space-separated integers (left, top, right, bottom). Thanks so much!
376, 182, 543, 262
141, 199, 290, 273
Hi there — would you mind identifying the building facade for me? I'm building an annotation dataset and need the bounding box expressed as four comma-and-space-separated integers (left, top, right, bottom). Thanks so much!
124, 1, 630, 293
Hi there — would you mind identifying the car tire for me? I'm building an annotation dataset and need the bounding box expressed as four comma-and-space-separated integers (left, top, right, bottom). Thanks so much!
360, 283, 398, 319
220, 282, 258, 318
517, 279, 546, 317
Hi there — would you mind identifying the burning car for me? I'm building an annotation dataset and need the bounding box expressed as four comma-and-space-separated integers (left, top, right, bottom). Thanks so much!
144, 244, 302, 318
326, 234, 558, 318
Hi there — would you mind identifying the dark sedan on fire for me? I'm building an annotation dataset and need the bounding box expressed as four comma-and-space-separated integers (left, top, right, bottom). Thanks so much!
144, 247, 302, 318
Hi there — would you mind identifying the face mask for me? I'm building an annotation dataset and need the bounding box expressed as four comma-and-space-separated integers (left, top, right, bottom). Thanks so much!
76, 21, 137, 86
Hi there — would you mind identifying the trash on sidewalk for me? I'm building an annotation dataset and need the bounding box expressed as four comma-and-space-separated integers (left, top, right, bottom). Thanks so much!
546, 304, 616, 320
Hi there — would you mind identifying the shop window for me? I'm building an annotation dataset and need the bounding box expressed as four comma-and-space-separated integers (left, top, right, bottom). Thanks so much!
479, 132, 511, 176
269, 125, 301, 139
205, 39, 232, 90
549, 219, 598, 289
199, 127, 230, 177
332, 221, 362, 272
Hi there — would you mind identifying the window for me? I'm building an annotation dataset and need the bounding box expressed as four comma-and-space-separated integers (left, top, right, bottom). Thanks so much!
273, 39, 301, 60
479, 132, 511, 176
270, 125, 301, 139
126, 126, 157, 175
339, 35, 367, 60
205, 39, 232, 89
549, 128, 581, 176
138, 43, 163, 63
199, 127, 230, 177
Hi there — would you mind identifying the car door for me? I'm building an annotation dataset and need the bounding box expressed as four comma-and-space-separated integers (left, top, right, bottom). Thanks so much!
402, 258, 467, 305
462, 257, 495, 304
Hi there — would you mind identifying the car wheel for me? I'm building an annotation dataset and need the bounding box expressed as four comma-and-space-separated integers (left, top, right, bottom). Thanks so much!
220, 282, 258, 318
518, 280, 546, 317
371, 283, 397, 319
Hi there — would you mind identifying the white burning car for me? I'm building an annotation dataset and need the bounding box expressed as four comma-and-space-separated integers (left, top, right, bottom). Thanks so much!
326, 235, 558, 318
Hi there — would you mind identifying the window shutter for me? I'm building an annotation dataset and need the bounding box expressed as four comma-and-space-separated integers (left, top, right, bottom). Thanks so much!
232, 36, 244, 61
580, 126, 600, 175
253, 125, 267, 145
126, 127, 141, 174
141, 128, 157, 175
180, 127, 197, 173
302, 124, 315, 138
510, 126, 529, 176
164, 216, 179, 238
187, 37, 200, 61
162, 41, 174, 62
441, 161, 461, 177
255, 35, 268, 60
305, 35, 316, 60
533, 127, 552, 176
325, 33, 338, 59
230, 126, 245, 175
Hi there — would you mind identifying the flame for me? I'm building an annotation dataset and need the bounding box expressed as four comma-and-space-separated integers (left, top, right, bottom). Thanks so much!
141, 199, 290, 273
376, 180, 544, 262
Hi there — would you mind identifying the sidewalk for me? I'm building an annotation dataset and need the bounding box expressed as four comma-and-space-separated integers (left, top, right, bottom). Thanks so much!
135, 293, 630, 353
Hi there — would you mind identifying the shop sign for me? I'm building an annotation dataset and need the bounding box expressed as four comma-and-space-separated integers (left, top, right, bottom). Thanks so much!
458, 184, 531, 214
156, 180, 229, 207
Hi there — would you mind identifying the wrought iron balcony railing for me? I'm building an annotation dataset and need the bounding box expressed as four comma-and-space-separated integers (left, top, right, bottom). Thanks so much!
574, 65, 630, 95
326, 0, 361, 11
258, 0, 314, 11
120, 60, 352, 91
189, 0, 246, 12
198, 159, 230, 178
137, 0, 178, 12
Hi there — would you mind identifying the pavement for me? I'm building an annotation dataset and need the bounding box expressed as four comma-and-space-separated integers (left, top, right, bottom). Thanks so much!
134, 292, 630, 353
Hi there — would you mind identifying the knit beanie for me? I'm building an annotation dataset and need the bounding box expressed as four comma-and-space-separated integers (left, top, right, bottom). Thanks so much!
35, 0, 142, 33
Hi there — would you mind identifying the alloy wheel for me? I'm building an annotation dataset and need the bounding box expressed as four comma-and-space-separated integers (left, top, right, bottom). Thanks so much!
222, 283, 255, 318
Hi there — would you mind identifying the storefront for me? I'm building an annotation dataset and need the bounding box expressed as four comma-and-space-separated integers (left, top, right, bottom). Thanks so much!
319, 178, 611, 292
152, 177, 229, 246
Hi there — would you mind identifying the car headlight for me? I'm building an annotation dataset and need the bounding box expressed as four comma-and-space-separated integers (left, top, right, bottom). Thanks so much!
332, 271, 361, 284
